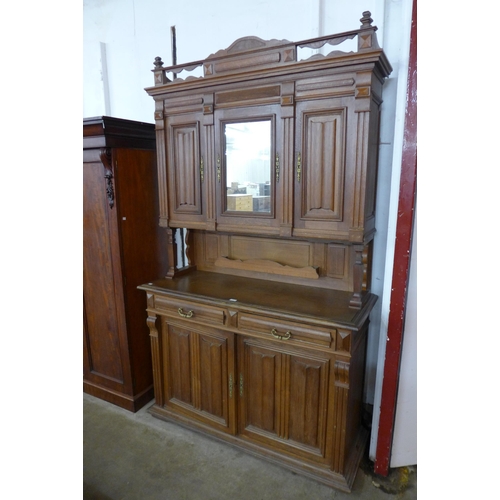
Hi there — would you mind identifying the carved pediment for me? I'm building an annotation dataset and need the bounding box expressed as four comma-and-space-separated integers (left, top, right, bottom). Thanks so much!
206, 36, 292, 59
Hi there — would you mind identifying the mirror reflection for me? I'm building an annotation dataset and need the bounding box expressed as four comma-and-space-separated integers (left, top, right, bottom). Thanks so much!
224, 120, 271, 213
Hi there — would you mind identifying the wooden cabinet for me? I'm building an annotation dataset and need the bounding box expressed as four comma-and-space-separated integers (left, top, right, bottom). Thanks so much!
140, 272, 373, 491
141, 11, 391, 491
83, 116, 167, 412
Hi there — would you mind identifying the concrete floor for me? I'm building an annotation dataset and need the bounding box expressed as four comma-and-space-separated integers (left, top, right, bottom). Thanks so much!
83, 393, 417, 499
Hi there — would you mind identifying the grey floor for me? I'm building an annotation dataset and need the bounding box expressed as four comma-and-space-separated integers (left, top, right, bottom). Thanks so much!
83, 393, 417, 499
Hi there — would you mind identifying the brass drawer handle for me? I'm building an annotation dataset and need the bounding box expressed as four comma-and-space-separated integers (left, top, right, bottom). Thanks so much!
178, 307, 194, 318
271, 328, 291, 340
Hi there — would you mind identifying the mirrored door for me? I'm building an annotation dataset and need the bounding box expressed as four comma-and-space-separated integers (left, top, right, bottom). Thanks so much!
224, 120, 272, 214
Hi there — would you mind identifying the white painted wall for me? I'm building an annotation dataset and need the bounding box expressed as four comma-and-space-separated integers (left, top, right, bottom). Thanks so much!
83, 0, 416, 468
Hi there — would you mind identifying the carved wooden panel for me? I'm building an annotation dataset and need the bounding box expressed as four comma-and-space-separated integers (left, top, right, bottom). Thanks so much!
299, 107, 345, 221
198, 332, 229, 420
171, 122, 201, 214
287, 355, 329, 454
239, 337, 333, 463
229, 235, 312, 268
163, 322, 235, 431
243, 342, 281, 435
165, 325, 193, 406
164, 109, 207, 229
215, 85, 281, 107
193, 232, 352, 291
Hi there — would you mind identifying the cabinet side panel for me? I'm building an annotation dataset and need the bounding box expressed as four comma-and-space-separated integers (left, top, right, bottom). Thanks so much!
345, 326, 368, 461
365, 101, 381, 221
83, 161, 124, 382
114, 148, 166, 393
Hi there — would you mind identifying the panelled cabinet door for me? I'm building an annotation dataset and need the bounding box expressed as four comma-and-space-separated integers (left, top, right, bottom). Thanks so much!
214, 105, 283, 236
162, 320, 237, 434
238, 336, 334, 466
293, 97, 354, 241
165, 112, 207, 228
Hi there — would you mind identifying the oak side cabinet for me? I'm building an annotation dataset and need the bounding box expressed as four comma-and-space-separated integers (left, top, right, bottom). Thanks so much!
83, 116, 167, 412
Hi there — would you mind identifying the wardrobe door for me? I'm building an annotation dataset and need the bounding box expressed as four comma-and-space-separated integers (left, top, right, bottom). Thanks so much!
83, 154, 127, 393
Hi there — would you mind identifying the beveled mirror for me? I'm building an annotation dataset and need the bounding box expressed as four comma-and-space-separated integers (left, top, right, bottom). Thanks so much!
224, 120, 271, 213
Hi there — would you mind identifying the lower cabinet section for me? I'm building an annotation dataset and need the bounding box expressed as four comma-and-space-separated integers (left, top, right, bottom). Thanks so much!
143, 284, 372, 493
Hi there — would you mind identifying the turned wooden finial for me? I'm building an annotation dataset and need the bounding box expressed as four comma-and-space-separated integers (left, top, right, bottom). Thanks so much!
357, 11, 380, 51
153, 56, 164, 69
360, 11, 373, 29
152, 56, 171, 85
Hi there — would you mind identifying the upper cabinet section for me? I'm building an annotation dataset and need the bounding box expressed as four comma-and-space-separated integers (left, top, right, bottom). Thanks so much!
147, 11, 392, 243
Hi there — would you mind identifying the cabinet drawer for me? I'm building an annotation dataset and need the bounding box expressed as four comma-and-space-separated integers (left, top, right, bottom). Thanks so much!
154, 296, 226, 326
238, 313, 333, 348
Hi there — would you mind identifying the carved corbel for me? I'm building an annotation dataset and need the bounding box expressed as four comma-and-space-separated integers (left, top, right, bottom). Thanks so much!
99, 148, 114, 209
349, 242, 372, 309
334, 360, 350, 388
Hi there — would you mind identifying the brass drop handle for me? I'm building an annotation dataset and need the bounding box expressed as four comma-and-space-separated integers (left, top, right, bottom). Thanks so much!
271, 328, 291, 340
178, 307, 194, 318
